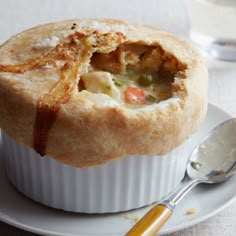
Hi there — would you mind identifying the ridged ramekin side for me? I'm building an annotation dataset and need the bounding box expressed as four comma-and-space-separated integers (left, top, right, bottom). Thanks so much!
2, 131, 189, 213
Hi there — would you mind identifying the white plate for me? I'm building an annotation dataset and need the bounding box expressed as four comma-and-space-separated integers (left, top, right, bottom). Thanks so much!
0, 103, 236, 236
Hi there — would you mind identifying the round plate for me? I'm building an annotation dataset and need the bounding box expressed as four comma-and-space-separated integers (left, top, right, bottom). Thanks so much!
0, 103, 236, 236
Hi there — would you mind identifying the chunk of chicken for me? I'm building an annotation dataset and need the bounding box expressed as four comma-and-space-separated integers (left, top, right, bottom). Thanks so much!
81, 71, 121, 102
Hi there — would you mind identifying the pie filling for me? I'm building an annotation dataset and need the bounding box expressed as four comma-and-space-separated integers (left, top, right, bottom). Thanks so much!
80, 44, 186, 108
0, 29, 187, 156
80, 69, 174, 107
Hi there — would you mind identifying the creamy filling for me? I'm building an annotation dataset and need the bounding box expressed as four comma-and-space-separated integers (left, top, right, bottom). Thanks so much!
80, 69, 174, 108
78, 43, 186, 109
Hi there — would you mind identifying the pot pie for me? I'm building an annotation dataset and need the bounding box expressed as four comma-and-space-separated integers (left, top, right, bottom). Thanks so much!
0, 19, 208, 168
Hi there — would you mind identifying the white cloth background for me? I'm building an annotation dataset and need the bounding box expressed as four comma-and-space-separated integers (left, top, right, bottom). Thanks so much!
0, 0, 235, 235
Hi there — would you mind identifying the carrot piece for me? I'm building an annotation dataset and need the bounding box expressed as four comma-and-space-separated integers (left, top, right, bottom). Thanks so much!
124, 87, 146, 105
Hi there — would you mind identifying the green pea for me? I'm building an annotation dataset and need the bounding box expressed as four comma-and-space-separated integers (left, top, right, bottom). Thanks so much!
138, 74, 154, 87
114, 79, 125, 87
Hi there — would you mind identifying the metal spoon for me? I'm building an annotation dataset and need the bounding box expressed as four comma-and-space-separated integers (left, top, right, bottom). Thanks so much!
126, 118, 236, 236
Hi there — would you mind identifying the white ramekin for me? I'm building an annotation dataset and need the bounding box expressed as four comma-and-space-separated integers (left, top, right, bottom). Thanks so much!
2, 131, 191, 213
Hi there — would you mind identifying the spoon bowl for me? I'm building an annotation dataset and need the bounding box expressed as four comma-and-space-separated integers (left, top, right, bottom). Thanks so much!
126, 118, 236, 236
188, 118, 236, 183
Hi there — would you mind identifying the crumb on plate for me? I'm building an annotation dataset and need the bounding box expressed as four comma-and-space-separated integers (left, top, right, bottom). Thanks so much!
185, 208, 197, 215
123, 214, 141, 223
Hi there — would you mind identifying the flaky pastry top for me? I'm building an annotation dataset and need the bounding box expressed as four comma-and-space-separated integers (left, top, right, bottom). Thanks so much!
0, 19, 208, 167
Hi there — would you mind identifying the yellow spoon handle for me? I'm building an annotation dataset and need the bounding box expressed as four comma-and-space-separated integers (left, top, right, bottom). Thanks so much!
126, 205, 172, 236
126, 179, 201, 235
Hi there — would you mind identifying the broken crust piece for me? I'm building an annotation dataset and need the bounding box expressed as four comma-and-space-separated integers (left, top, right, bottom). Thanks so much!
0, 19, 208, 167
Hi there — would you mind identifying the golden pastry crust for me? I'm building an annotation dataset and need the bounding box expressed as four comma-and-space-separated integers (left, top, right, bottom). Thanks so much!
0, 19, 208, 167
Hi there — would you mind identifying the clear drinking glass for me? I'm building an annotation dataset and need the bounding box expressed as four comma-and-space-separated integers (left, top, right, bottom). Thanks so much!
184, 0, 236, 61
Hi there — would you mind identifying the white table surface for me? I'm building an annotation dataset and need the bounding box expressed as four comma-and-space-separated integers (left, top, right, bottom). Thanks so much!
0, 0, 235, 235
